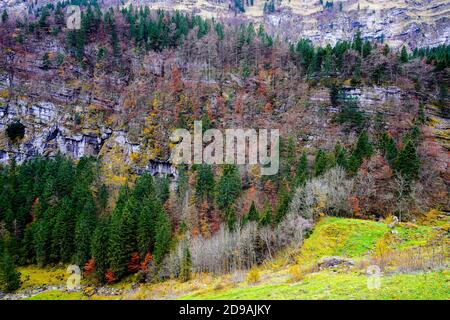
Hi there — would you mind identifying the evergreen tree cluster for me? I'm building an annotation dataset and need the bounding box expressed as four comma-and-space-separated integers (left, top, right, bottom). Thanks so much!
121, 5, 216, 51
0, 156, 98, 267
379, 131, 420, 182
412, 44, 450, 71
290, 31, 373, 77
216, 164, 242, 230
10, 3, 445, 84
0, 249, 21, 293
0, 157, 172, 284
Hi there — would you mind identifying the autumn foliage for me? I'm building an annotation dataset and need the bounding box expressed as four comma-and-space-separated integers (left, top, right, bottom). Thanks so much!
105, 270, 117, 284
127, 252, 141, 273
84, 258, 95, 276
140, 253, 153, 272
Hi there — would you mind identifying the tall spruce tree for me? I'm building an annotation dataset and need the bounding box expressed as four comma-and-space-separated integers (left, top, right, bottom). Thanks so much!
156, 177, 170, 204
260, 202, 272, 226
51, 197, 76, 263
195, 164, 215, 203
137, 196, 157, 257
153, 208, 172, 265
353, 131, 373, 160
0, 251, 21, 292
74, 200, 96, 267
347, 131, 373, 175
274, 183, 291, 223
224, 206, 237, 231
91, 220, 110, 283
395, 138, 420, 181
216, 165, 242, 211
247, 201, 259, 222
108, 202, 137, 278
314, 149, 329, 177
33, 217, 51, 267
379, 131, 398, 166
335, 143, 348, 169
399, 46, 409, 63
295, 152, 309, 187
179, 246, 192, 282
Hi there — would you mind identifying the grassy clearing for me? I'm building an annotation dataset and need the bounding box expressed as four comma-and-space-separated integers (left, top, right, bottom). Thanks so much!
296, 217, 440, 265
298, 217, 388, 263
391, 223, 440, 250
180, 270, 450, 300
17, 265, 67, 291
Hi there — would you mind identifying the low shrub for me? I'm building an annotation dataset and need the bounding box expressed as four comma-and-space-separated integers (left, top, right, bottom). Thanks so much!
246, 267, 260, 284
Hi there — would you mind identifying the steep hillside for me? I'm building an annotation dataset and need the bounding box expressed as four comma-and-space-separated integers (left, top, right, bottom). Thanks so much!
0, 1, 449, 300
2, 0, 449, 48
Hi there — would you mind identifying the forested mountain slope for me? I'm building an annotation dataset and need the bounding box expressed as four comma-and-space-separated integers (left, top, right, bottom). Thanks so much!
2, 0, 450, 48
0, 1, 448, 299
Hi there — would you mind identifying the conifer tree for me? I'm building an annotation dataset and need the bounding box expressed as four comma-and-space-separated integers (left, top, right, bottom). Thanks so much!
98, 184, 109, 212
274, 184, 291, 224
295, 152, 309, 187
153, 208, 172, 265
156, 177, 170, 204
260, 202, 272, 226
137, 196, 157, 257
400, 46, 409, 63
362, 41, 372, 57
74, 201, 96, 267
335, 143, 348, 169
353, 131, 373, 160
33, 217, 51, 267
195, 164, 215, 203
54, 5, 65, 27
133, 173, 155, 202
347, 131, 373, 174
322, 47, 333, 75
284, 136, 296, 178
22, 225, 34, 264
352, 31, 363, 52
179, 246, 192, 282
314, 149, 329, 177
338, 99, 365, 132
0, 251, 21, 292
379, 131, 397, 166
247, 201, 259, 222
346, 153, 360, 176
51, 198, 76, 263
224, 206, 237, 231
417, 103, 426, 124
1, 10, 8, 24
395, 138, 420, 181
108, 202, 137, 278
216, 165, 242, 211
91, 220, 109, 283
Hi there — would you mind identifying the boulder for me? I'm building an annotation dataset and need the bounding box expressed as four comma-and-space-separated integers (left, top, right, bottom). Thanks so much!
317, 256, 355, 270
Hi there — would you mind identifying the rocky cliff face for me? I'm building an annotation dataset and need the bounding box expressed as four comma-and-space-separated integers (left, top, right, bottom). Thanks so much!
2, 71, 446, 178
2, 0, 449, 48
257, 0, 450, 49
0, 93, 178, 178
